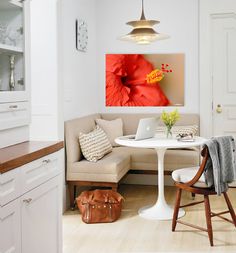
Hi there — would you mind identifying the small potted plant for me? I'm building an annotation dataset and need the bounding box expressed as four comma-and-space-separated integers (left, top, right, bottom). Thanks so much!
161, 109, 180, 138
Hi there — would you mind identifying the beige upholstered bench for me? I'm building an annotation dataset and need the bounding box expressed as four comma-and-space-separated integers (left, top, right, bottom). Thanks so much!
65, 113, 200, 208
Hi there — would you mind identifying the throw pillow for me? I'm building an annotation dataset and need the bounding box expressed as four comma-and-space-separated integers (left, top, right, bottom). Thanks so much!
156, 125, 198, 136
79, 126, 112, 162
95, 118, 123, 147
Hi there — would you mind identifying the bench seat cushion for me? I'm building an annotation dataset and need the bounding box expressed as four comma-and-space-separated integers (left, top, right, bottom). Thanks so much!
67, 148, 130, 183
113, 147, 200, 171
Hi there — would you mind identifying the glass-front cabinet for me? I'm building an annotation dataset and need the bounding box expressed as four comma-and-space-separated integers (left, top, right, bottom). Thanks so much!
0, 0, 29, 103
0, 0, 30, 138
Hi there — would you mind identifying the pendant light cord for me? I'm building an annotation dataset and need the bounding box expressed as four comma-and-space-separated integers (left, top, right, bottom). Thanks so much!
140, 0, 146, 20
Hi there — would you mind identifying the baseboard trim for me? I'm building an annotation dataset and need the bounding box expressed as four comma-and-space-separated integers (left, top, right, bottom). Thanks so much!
122, 174, 174, 186
128, 170, 172, 176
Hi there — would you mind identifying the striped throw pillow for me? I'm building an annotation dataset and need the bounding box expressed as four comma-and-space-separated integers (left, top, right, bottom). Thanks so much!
156, 125, 198, 136
79, 126, 112, 162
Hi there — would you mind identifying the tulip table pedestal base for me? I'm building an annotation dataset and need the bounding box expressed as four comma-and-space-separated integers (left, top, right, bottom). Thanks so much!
138, 148, 185, 220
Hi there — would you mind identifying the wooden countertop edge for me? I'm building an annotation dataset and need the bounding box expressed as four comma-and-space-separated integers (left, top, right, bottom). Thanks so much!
0, 141, 64, 174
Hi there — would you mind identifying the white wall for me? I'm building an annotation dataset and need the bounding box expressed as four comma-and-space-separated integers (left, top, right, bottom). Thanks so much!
31, 0, 99, 139
30, 0, 200, 137
61, 0, 98, 121
29, 2, 200, 137
59, 0, 98, 209
96, 0, 199, 114
30, 0, 63, 141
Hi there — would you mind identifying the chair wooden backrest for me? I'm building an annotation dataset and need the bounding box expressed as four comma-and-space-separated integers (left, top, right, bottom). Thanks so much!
184, 147, 209, 187
172, 146, 236, 246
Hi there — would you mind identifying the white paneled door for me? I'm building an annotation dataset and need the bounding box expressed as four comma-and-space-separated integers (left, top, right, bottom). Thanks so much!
212, 12, 236, 137
200, 0, 236, 138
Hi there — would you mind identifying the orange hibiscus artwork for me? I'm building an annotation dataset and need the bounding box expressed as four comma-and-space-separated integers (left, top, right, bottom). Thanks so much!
105, 54, 184, 107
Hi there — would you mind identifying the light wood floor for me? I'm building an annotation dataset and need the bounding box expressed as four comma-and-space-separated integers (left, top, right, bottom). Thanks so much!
63, 185, 236, 253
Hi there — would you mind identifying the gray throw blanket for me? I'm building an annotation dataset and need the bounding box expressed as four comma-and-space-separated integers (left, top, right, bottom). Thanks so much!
204, 136, 236, 195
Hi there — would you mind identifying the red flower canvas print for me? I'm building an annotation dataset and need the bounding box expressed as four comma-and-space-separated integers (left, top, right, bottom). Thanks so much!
105, 54, 184, 107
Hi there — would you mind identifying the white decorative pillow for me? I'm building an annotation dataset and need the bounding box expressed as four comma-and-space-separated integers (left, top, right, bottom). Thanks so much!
79, 126, 112, 162
156, 125, 198, 136
95, 118, 123, 147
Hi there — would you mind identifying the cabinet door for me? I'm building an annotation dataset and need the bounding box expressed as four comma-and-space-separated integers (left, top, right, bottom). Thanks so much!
0, 0, 30, 103
0, 199, 21, 253
0, 168, 21, 206
0, 102, 30, 131
21, 175, 62, 253
21, 152, 61, 195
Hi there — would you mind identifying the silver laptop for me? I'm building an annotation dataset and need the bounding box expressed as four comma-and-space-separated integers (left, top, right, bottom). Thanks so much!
129, 118, 158, 141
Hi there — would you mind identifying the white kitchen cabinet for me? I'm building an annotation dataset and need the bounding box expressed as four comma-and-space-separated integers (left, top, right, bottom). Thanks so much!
20, 152, 60, 194
0, 198, 21, 253
0, 0, 30, 102
0, 101, 30, 131
0, 149, 63, 253
0, 0, 31, 148
0, 167, 21, 206
21, 175, 62, 253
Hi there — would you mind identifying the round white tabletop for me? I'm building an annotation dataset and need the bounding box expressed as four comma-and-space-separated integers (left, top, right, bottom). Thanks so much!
116, 135, 206, 149
115, 135, 207, 220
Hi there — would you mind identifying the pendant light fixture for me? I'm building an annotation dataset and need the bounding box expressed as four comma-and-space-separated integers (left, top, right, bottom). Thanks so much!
119, 0, 169, 45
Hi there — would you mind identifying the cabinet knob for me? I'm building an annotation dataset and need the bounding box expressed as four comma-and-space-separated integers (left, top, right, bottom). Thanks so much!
9, 105, 18, 109
23, 198, 32, 204
43, 159, 51, 164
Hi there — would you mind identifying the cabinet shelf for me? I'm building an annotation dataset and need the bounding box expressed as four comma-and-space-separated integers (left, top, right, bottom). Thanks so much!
9, 0, 23, 8
0, 0, 22, 9
0, 43, 23, 54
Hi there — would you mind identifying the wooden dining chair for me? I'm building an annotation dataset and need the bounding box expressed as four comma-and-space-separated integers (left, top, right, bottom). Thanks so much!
171, 147, 236, 246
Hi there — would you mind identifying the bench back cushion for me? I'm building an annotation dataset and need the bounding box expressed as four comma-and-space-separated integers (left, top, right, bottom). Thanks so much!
101, 113, 199, 136
65, 114, 101, 163
65, 113, 199, 163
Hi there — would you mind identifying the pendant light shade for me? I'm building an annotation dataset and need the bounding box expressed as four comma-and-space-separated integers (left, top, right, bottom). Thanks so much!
119, 0, 169, 45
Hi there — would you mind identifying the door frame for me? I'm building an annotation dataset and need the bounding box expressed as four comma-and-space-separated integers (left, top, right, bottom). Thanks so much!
199, 0, 236, 137
200, 0, 214, 138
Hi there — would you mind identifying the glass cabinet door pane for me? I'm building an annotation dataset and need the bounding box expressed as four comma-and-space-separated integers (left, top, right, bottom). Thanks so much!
0, 0, 24, 92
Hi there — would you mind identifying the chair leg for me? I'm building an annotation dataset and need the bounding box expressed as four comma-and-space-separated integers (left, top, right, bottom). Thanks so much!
204, 195, 213, 246
68, 183, 76, 210
172, 188, 182, 231
191, 193, 196, 200
223, 192, 236, 227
